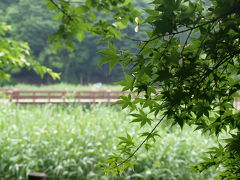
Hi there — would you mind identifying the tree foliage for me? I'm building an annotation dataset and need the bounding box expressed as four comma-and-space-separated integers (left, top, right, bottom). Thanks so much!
47, 0, 240, 178
0, 22, 59, 82
1, 0, 141, 84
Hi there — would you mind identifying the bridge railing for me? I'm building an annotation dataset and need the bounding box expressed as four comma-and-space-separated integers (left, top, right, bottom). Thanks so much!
3, 90, 129, 104
2, 89, 240, 108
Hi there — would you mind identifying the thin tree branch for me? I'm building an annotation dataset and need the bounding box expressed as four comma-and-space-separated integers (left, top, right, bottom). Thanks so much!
157, 35, 174, 61
125, 36, 148, 43
114, 112, 169, 168
181, 29, 193, 66
114, 49, 240, 168
137, 6, 240, 54
49, 0, 73, 21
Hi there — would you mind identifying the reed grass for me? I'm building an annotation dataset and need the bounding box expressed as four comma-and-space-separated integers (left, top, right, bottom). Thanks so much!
0, 103, 216, 179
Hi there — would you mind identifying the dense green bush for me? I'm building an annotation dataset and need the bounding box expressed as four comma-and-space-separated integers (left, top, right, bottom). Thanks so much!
0, 104, 216, 179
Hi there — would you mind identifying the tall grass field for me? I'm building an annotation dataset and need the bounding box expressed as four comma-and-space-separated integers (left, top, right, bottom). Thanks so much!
0, 103, 216, 179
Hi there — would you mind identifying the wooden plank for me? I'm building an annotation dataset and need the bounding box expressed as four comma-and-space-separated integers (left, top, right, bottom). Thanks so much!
11, 95, 64, 99
14, 90, 68, 93
3, 90, 129, 104
75, 95, 120, 99
28, 172, 46, 180
12, 99, 119, 104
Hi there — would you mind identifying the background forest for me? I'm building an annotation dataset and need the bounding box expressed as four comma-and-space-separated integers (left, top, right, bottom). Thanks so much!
0, 0, 144, 84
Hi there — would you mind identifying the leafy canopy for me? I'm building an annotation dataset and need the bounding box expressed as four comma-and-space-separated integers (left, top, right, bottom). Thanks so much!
46, 0, 240, 178
0, 22, 60, 81
1, 0, 137, 84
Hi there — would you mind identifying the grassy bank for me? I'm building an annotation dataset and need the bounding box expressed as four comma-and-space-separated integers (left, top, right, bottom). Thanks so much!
0, 103, 216, 179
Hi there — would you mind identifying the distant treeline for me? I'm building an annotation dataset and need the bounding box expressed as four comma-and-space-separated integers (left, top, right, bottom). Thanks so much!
0, 0, 147, 84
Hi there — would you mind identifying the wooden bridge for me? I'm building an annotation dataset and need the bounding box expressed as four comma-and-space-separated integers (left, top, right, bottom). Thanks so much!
0, 90, 128, 104
1, 89, 240, 108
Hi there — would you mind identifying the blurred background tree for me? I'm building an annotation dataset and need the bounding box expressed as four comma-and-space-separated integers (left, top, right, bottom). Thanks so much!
0, 21, 58, 84
0, 0, 147, 84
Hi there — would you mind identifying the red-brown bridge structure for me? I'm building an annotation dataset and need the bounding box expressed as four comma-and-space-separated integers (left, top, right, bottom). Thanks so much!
1, 90, 129, 104
1, 89, 240, 108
